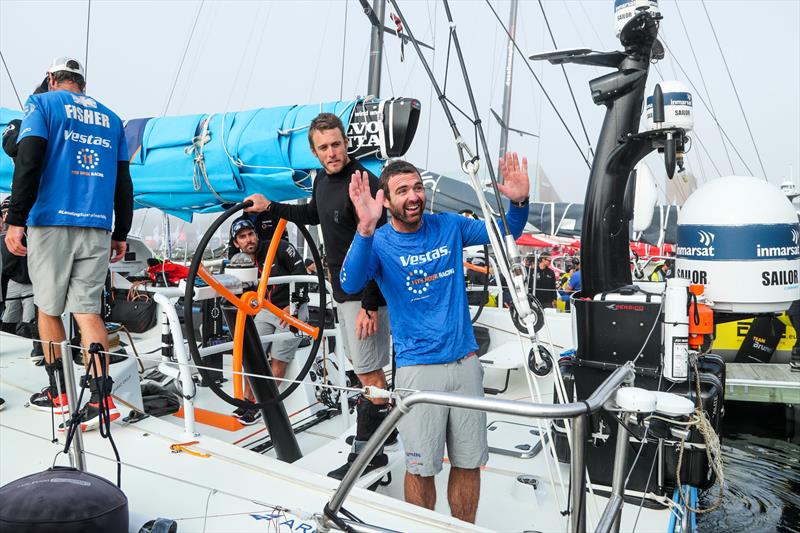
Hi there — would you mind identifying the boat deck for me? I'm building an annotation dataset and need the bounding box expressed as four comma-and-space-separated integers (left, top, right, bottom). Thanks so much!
1, 325, 675, 532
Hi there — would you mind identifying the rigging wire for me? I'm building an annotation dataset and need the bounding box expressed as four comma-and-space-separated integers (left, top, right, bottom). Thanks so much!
163, 0, 205, 116
423, 0, 438, 169
225, 2, 263, 112
83, 0, 91, 82
700, 0, 768, 181
308, 1, 336, 102
536, 0, 594, 161
339, 0, 349, 100
240, 2, 273, 108
674, 0, 734, 175
659, 34, 755, 176
0, 50, 23, 109
484, 0, 591, 170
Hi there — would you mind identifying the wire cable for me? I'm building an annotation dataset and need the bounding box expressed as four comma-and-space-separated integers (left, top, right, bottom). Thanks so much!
536, 0, 594, 161
700, 0, 768, 181
0, 50, 23, 109
484, 0, 591, 170
339, 0, 349, 100
163, 0, 205, 116
83, 0, 91, 82
674, 0, 734, 174
659, 35, 755, 176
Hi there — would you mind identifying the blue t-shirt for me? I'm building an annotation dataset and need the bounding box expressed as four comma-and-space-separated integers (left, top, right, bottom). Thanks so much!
568, 270, 582, 292
18, 90, 127, 231
341, 205, 528, 367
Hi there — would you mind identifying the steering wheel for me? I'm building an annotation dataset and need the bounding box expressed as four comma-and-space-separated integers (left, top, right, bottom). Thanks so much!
184, 201, 327, 410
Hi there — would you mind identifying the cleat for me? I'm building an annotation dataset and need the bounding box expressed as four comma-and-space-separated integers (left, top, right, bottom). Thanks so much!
235, 408, 262, 426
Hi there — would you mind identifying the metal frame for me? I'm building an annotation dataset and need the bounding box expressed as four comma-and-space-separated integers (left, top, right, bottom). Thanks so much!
319, 363, 636, 533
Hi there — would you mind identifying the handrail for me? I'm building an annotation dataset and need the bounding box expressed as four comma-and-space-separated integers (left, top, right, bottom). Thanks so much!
320, 363, 635, 532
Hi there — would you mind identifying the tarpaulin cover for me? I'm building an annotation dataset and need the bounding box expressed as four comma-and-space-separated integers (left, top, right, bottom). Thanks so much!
0, 100, 374, 221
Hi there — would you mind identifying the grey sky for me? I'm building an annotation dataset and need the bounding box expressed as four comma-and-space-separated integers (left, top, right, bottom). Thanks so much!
1, 0, 798, 204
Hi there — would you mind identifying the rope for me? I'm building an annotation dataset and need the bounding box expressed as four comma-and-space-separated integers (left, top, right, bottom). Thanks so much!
10, 334, 401, 400
675, 356, 724, 514
0, 422, 303, 524
700, 0, 768, 181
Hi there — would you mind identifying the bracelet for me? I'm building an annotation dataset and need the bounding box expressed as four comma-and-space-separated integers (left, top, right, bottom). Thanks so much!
511, 197, 529, 208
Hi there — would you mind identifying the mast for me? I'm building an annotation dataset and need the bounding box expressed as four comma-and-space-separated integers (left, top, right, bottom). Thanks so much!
496, 0, 518, 183
367, 0, 386, 97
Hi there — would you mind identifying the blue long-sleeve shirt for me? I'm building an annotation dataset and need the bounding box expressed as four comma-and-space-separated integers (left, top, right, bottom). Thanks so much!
341, 204, 529, 367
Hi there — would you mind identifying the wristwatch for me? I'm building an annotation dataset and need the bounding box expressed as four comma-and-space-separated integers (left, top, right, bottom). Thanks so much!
511, 197, 530, 208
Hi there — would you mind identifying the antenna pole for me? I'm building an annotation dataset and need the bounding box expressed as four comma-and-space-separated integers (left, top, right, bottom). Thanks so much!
367, 0, 386, 97
497, 0, 518, 183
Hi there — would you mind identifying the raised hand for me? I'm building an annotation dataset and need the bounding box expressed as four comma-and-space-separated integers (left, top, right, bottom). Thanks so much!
349, 170, 384, 237
497, 152, 530, 204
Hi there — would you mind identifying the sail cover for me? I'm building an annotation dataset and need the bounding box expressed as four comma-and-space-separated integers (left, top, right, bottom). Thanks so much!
0, 97, 420, 220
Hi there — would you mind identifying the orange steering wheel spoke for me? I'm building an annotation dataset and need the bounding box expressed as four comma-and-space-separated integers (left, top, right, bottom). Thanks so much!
261, 300, 320, 339
231, 310, 247, 400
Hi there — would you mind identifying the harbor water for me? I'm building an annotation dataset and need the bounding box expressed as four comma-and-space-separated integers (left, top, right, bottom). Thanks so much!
698, 402, 800, 533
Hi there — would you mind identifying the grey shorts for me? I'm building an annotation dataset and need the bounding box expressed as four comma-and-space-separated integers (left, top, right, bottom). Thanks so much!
27, 226, 110, 316
1, 280, 35, 323
337, 300, 390, 374
254, 304, 308, 363
395, 354, 489, 477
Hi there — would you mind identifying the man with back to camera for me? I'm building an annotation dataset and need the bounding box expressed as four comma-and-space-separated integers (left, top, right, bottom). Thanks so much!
4, 57, 133, 430
339, 153, 530, 523
244, 112, 394, 478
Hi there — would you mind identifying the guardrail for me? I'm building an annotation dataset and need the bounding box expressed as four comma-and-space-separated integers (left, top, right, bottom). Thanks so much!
319, 363, 637, 533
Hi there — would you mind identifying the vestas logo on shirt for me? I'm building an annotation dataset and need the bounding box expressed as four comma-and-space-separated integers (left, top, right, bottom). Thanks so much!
399, 245, 450, 267
64, 130, 111, 148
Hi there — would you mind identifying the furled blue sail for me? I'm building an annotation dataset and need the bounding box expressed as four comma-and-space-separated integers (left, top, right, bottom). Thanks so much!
0, 97, 420, 221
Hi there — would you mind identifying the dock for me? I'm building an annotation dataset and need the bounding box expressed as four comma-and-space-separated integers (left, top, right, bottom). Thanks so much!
725, 363, 800, 404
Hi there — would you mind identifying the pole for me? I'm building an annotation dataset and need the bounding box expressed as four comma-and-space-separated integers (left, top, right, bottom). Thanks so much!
497, 0, 518, 182
59, 340, 86, 471
367, 0, 386, 97
570, 413, 587, 533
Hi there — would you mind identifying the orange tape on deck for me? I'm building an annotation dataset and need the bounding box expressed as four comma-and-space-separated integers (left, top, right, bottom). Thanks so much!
174, 406, 244, 432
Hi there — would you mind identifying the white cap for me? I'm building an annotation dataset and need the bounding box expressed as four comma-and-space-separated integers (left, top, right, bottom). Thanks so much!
47, 57, 85, 77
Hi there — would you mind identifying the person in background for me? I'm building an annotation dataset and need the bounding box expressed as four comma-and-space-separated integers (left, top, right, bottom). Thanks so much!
1, 78, 49, 363
532, 253, 557, 308
227, 217, 308, 424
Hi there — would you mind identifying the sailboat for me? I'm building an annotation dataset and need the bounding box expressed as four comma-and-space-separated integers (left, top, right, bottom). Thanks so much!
3, 1, 781, 531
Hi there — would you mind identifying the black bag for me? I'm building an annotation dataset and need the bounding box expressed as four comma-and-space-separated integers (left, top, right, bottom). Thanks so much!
734, 315, 786, 363
109, 282, 158, 333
